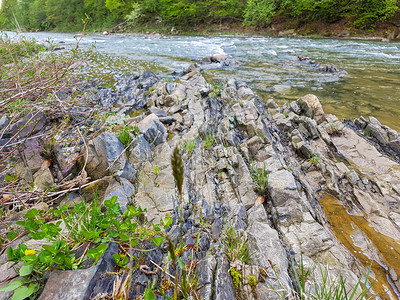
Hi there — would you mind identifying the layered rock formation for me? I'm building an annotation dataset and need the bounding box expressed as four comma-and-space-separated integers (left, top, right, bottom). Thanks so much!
1, 64, 400, 300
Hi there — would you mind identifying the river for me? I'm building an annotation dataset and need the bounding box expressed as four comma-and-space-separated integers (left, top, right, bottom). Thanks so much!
5, 31, 400, 131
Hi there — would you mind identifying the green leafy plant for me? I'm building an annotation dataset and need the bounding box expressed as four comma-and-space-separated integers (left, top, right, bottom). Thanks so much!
1, 195, 173, 299
117, 124, 139, 148
325, 122, 344, 136
181, 138, 196, 153
209, 83, 222, 98
269, 256, 373, 300
309, 154, 320, 166
222, 224, 253, 264
203, 132, 216, 149
250, 163, 269, 196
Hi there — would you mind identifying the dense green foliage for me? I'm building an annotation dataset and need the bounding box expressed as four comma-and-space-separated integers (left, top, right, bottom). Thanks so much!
0, 0, 399, 31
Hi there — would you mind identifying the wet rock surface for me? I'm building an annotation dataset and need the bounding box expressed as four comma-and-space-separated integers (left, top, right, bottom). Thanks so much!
1, 64, 400, 300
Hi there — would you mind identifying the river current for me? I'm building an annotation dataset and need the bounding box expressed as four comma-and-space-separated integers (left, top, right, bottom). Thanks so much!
6, 31, 400, 131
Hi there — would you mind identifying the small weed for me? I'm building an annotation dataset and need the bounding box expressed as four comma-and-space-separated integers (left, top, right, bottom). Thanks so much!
222, 224, 253, 264
363, 130, 371, 137
203, 132, 216, 149
309, 154, 320, 166
269, 256, 373, 300
181, 138, 196, 153
117, 124, 139, 148
209, 83, 222, 98
250, 163, 269, 196
248, 275, 257, 287
153, 166, 160, 175
325, 122, 345, 136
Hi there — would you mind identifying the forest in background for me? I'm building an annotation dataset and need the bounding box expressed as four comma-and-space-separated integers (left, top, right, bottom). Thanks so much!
0, 0, 399, 33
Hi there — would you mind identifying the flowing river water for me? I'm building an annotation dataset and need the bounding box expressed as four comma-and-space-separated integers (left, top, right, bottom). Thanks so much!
6, 31, 400, 131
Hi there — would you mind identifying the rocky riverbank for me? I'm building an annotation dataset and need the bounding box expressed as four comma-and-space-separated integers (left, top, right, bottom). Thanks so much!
1, 62, 400, 299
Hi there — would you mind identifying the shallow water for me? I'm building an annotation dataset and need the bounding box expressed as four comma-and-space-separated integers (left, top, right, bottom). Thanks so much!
5, 31, 400, 131
321, 194, 400, 299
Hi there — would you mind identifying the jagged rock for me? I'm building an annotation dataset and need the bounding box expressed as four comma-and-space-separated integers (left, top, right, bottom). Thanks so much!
115, 71, 158, 110
138, 113, 166, 147
214, 257, 236, 300
128, 135, 152, 166
85, 132, 127, 180
268, 170, 300, 206
33, 167, 54, 191
39, 267, 97, 300
9, 110, 46, 138
211, 53, 227, 62
266, 99, 279, 109
297, 94, 325, 124
238, 84, 256, 101
15, 160, 33, 183
103, 177, 135, 213
0, 115, 9, 130
149, 107, 167, 117
197, 255, 217, 300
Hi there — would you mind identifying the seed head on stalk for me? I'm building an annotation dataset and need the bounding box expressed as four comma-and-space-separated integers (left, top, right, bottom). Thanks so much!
171, 145, 184, 201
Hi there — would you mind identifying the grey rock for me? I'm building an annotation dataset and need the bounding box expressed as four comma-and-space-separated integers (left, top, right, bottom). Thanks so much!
149, 107, 167, 117
211, 54, 227, 63
197, 255, 217, 300
33, 167, 54, 191
10, 110, 46, 138
118, 160, 136, 181
103, 177, 135, 213
138, 113, 166, 147
389, 138, 400, 155
0, 115, 9, 130
159, 116, 175, 125
85, 132, 126, 180
266, 99, 279, 109
268, 170, 300, 206
22, 139, 45, 173
354, 117, 367, 130
214, 257, 236, 300
297, 94, 325, 124
38, 266, 97, 300
15, 161, 33, 183
365, 123, 389, 144
128, 135, 152, 166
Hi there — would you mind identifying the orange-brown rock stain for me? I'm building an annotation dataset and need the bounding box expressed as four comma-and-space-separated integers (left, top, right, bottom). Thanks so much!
320, 194, 400, 300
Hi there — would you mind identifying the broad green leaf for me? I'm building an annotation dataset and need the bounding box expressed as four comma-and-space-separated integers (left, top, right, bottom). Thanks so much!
0, 279, 23, 292
12, 284, 35, 300
161, 216, 173, 229
24, 209, 38, 219
38, 251, 52, 264
144, 288, 156, 300
19, 264, 33, 277
152, 236, 164, 247
7, 230, 18, 241
131, 240, 139, 247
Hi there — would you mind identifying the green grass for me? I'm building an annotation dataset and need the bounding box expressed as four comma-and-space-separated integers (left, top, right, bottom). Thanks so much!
0, 36, 44, 65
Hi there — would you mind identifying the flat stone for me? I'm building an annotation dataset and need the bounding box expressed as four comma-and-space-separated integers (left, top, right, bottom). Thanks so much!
268, 170, 300, 206
38, 266, 97, 300
9, 110, 46, 138
138, 113, 166, 147
85, 132, 126, 180
33, 167, 54, 191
